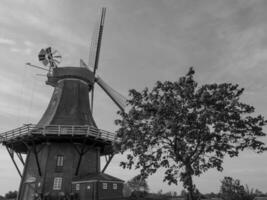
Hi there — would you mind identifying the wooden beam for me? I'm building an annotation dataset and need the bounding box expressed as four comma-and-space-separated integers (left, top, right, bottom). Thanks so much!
71, 143, 81, 154
75, 142, 89, 176
33, 143, 42, 176
74, 141, 98, 176
6, 147, 22, 177
37, 143, 46, 153
16, 152, 25, 166
75, 151, 83, 176
21, 140, 30, 151
101, 154, 114, 173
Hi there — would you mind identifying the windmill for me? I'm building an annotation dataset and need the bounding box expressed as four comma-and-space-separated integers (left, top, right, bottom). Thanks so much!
0, 8, 126, 200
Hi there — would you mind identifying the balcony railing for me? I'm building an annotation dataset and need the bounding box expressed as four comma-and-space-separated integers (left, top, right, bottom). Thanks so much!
0, 124, 117, 143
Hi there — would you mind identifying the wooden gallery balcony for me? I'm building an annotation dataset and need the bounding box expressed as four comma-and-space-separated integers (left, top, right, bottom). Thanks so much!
0, 124, 118, 154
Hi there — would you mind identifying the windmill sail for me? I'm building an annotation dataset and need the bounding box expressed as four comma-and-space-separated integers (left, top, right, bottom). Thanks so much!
96, 76, 127, 112
88, 7, 106, 72
89, 7, 106, 113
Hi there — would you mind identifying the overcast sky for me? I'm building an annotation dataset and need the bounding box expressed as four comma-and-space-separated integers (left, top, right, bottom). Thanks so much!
0, 0, 267, 196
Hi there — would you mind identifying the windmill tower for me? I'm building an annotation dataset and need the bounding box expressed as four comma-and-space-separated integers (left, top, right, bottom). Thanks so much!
0, 8, 126, 200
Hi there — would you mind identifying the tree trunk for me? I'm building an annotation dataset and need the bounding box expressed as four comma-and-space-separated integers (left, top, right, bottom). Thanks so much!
187, 175, 194, 200
185, 165, 195, 200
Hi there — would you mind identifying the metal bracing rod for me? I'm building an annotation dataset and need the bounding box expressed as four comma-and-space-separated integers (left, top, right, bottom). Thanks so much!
33, 143, 42, 176
101, 154, 114, 173
6, 147, 22, 177
16, 152, 25, 166
25, 62, 49, 71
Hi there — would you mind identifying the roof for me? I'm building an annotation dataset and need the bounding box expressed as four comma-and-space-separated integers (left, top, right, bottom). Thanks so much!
72, 173, 124, 183
38, 77, 96, 127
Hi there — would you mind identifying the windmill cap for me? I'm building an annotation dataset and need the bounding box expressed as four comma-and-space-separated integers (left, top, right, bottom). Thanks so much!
47, 66, 95, 87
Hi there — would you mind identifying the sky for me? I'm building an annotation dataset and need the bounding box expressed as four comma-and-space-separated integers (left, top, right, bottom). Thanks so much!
0, 0, 267, 196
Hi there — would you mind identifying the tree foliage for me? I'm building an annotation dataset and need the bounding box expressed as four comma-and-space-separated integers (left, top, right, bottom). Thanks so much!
127, 174, 149, 193
115, 67, 266, 200
220, 176, 256, 200
123, 183, 132, 197
4, 190, 18, 199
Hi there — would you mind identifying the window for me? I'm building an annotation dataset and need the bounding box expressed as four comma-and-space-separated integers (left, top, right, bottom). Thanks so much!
56, 155, 64, 166
53, 177, 62, 190
113, 183, 117, 190
102, 183, 107, 190
55, 155, 64, 172
76, 184, 80, 191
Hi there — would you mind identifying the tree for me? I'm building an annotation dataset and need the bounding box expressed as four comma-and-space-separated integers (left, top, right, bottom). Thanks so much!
220, 177, 244, 200
127, 175, 149, 199
157, 189, 163, 195
220, 176, 257, 200
181, 189, 187, 198
115, 67, 267, 200
254, 189, 264, 196
127, 174, 149, 193
204, 192, 218, 199
244, 184, 256, 200
220, 177, 264, 200
4, 190, 18, 199
164, 191, 172, 197
123, 183, 132, 197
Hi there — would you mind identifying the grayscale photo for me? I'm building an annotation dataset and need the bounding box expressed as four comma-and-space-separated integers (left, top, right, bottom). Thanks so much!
0, 1, 266, 200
